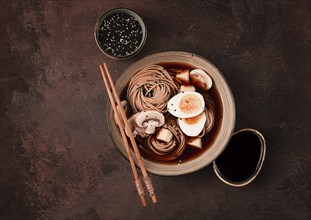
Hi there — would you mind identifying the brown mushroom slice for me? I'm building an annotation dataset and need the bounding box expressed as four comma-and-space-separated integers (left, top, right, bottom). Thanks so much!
114, 100, 131, 125
135, 111, 165, 134
190, 69, 213, 90
120, 100, 130, 115
126, 112, 141, 137
126, 111, 165, 138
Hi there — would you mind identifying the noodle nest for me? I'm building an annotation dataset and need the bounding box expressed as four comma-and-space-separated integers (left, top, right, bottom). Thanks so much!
143, 117, 187, 161
198, 93, 216, 137
126, 65, 217, 162
127, 65, 178, 113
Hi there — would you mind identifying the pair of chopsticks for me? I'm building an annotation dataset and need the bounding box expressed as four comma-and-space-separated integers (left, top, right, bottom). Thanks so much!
99, 63, 157, 207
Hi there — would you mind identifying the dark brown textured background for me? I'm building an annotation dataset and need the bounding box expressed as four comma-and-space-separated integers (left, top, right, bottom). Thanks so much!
1, 0, 310, 219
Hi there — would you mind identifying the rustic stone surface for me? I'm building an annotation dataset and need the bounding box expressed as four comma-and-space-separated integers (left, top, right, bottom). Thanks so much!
1, 1, 310, 219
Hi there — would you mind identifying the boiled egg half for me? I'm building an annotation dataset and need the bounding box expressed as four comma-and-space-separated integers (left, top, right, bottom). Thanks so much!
178, 111, 206, 137
167, 91, 205, 118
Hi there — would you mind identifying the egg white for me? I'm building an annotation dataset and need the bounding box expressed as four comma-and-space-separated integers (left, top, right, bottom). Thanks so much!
178, 111, 206, 137
167, 91, 205, 118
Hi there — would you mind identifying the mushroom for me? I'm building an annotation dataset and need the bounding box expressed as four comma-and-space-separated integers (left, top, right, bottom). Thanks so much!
190, 69, 213, 90
114, 100, 131, 125
126, 111, 165, 138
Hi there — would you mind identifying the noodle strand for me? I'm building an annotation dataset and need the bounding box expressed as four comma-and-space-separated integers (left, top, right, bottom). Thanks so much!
127, 65, 178, 113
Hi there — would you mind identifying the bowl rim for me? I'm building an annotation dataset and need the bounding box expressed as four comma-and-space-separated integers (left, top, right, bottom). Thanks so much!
94, 8, 147, 60
106, 51, 236, 176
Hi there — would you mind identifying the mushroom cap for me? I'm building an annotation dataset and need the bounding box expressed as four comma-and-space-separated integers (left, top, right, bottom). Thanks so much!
135, 111, 165, 127
126, 112, 140, 137
120, 100, 129, 111
114, 100, 130, 123
190, 69, 213, 90
126, 111, 165, 137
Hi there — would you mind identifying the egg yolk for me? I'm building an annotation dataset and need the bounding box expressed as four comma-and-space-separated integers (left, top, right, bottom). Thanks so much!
183, 113, 202, 125
179, 94, 201, 114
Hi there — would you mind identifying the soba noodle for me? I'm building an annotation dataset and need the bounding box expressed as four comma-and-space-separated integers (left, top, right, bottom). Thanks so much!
143, 117, 187, 161
126, 64, 217, 162
127, 65, 178, 113
198, 93, 216, 137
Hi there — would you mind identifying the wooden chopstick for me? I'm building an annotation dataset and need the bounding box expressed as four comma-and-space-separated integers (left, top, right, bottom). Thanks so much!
99, 63, 157, 205
99, 64, 146, 207
101, 63, 157, 203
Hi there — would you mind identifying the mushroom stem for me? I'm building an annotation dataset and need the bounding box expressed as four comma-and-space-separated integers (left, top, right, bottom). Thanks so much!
126, 111, 165, 137
144, 120, 158, 134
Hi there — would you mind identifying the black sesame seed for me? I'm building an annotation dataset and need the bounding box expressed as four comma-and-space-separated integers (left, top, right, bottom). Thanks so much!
98, 12, 143, 57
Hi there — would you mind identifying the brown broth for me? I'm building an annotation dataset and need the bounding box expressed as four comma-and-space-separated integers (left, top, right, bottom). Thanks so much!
119, 62, 223, 165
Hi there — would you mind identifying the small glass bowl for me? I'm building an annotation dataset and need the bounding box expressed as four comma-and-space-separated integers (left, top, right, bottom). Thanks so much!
94, 8, 147, 60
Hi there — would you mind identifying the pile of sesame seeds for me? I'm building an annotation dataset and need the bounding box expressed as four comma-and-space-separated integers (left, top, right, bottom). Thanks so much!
98, 12, 143, 57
